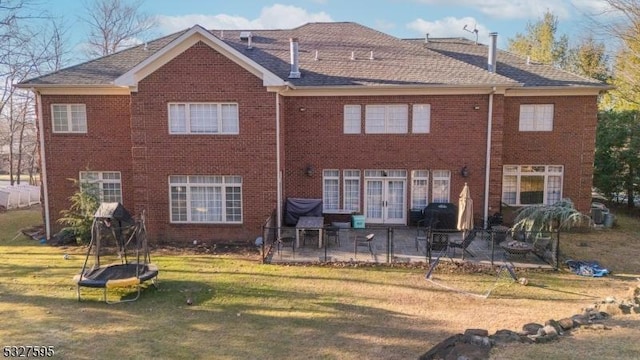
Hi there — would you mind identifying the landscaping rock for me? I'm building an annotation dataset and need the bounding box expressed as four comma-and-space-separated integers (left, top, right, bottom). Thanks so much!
557, 317, 576, 330
522, 323, 543, 335
490, 329, 531, 346
544, 319, 564, 335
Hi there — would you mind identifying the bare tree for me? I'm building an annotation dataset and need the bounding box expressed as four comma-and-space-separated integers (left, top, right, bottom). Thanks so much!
81, 0, 156, 57
0, 1, 69, 184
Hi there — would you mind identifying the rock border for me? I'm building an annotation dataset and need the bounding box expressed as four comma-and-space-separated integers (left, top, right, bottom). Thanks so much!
419, 283, 640, 359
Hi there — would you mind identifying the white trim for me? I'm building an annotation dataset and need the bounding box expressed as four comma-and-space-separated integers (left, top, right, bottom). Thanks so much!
114, 25, 285, 89
504, 86, 608, 97
51, 104, 87, 133
484, 91, 494, 228
276, 93, 282, 231
279, 85, 514, 97
35, 91, 51, 239
168, 102, 239, 135
17, 86, 131, 95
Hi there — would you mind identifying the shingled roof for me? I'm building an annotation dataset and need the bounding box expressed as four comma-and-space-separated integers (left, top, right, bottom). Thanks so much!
20, 22, 607, 90
415, 37, 606, 88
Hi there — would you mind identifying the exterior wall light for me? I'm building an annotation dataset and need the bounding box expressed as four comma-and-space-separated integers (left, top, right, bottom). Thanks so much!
461, 166, 469, 178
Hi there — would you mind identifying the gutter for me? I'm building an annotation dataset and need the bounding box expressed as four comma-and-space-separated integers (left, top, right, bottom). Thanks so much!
275, 92, 282, 236
34, 90, 51, 239
483, 88, 495, 228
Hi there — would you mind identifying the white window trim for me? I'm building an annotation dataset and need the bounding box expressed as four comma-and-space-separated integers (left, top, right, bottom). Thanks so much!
431, 170, 451, 203
322, 169, 340, 212
343, 105, 362, 134
501, 165, 564, 206
412, 104, 431, 134
519, 104, 554, 132
52, 104, 87, 133
169, 175, 243, 224
79, 171, 122, 203
343, 169, 361, 212
411, 170, 429, 209
365, 104, 408, 134
168, 102, 239, 135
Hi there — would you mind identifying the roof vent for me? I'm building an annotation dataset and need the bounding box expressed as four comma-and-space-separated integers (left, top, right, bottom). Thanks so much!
239, 31, 252, 40
369, 51, 374, 60
350, 51, 355, 61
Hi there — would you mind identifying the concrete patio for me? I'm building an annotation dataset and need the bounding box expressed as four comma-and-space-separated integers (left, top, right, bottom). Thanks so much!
265, 226, 556, 270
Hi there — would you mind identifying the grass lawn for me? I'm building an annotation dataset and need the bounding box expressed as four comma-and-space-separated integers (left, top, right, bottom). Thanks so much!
1, 207, 639, 359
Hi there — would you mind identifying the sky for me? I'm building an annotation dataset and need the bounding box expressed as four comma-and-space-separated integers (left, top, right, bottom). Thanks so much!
37, 0, 617, 59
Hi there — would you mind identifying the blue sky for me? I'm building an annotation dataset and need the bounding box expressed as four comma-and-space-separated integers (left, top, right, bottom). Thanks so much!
40, 0, 615, 56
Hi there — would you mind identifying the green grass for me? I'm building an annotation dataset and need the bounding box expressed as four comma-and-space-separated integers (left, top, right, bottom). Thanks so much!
1, 208, 639, 359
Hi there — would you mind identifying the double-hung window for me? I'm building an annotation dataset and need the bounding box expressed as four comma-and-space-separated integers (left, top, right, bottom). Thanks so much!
344, 105, 361, 134
411, 170, 429, 209
519, 104, 554, 131
80, 171, 122, 203
502, 165, 563, 206
412, 104, 431, 133
169, 175, 242, 223
169, 103, 239, 134
322, 170, 340, 212
52, 104, 87, 133
343, 170, 361, 212
365, 105, 408, 133
431, 170, 451, 203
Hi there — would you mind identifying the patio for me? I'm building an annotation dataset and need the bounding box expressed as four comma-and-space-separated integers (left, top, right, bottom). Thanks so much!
263, 226, 557, 270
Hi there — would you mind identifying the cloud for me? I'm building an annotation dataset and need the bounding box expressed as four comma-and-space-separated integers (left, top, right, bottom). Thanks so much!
407, 16, 490, 40
156, 4, 332, 33
414, 0, 570, 20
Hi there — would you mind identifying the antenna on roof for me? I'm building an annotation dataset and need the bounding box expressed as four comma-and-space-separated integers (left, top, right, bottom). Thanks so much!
463, 24, 479, 45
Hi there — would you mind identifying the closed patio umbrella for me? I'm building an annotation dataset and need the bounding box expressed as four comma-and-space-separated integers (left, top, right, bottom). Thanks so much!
457, 183, 474, 237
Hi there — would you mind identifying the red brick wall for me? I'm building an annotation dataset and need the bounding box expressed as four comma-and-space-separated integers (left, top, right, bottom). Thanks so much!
503, 96, 598, 213
282, 94, 493, 222
40, 95, 133, 234
130, 41, 278, 244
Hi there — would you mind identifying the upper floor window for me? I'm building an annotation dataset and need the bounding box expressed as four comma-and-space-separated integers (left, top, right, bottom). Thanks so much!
502, 165, 563, 206
365, 105, 408, 134
412, 104, 431, 133
169, 103, 239, 134
80, 171, 122, 203
344, 105, 361, 134
519, 104, 553, 131
169, 175, 242, 223
52, 104, 87, 133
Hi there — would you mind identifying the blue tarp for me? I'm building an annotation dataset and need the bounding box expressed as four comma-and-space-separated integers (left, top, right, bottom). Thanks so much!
565, 260, 610, 277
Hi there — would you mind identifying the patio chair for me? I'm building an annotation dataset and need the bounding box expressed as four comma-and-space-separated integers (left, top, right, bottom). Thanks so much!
448, 229, 476, 259
354, 233, 375, 256
415, 223, 429, 252
324, 226, 340, 246
277, 236, 295, 254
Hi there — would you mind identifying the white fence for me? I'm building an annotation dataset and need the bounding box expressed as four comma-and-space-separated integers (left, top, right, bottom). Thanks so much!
0, 185, 41, 209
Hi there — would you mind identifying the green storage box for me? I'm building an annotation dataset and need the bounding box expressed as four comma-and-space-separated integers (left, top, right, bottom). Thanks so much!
352, 215, 365, 229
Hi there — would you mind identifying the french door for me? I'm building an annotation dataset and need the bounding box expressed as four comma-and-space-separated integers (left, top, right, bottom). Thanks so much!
364, 171, 406, 224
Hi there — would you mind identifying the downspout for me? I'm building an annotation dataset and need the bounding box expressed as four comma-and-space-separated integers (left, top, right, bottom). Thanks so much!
34, 89, 51, 239
275, 92, 282, 236
483, 88, 495, 228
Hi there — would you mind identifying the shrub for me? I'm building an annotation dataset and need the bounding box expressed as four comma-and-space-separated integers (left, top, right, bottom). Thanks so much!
57, 179, 100, 244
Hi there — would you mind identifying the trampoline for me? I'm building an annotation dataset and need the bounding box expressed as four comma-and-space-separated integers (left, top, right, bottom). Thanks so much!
73, 203, 159, 304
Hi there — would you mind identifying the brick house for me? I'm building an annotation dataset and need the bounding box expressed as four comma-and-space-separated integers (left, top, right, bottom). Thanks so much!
17, 22, 608, 244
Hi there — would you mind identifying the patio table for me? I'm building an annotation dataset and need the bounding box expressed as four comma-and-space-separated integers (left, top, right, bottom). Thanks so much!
296, 216, 325, 248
